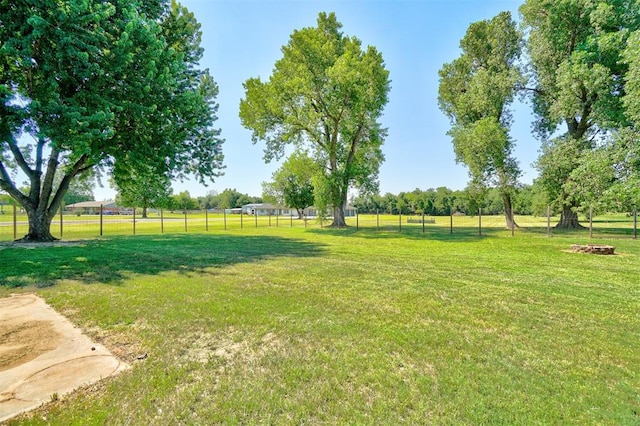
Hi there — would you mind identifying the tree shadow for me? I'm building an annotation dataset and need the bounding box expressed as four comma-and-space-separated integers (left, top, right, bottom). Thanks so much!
308, 225, 498, 242
523, 225, 637, 239
0, 234, 327, 287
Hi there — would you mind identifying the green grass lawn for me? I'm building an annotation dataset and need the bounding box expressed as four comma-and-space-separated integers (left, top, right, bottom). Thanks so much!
1, 226, 639, 424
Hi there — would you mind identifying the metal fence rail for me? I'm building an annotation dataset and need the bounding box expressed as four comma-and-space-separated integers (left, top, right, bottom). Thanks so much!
1, 204, 638, 241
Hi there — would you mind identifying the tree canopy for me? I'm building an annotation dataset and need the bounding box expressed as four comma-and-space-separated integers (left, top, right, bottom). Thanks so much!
114, 165, 173, 218
521, 0, 640, 227
438, 11, 523, 228
0, 0, 224, 241
262, 151, 316, 219
239, 12, 390, 227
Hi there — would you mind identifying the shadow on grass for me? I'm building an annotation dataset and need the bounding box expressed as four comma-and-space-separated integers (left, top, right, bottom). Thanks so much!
0, 234, 327, 288
308, 225, 500, 242
523, 224, 638, 239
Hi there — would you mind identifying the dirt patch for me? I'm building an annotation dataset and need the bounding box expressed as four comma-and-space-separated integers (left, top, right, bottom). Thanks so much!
0, 294, 128, 423
0, 321, 61, 372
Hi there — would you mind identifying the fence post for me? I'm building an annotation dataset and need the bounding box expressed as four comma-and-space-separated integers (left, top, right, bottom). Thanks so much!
133, 208, 136, 235
376, 209, 379, 231
13, 200, 17, 240
450, 207, 453, 235
478, 207, 482, 236
589, 206, 593, 239
255, 212, 258, 228
59, 203, 63, 238
546, 205, 551, 237
634, 205, 637, 240
290, 214, 293, 228
160, 209, 164, 233
276, 212, 279, 228
304, 214, 307, 228
422, 212, 425, 233
206, 209, 209, 232
184, 210, 188, 232
399, 212, 402, 232
240, 212, 243, 229
100, 204, 104, 236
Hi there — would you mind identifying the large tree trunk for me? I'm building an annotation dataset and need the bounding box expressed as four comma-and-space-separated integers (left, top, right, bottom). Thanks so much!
331, 203, 347, 227
3, 144, 90, 243
19, 206, 56, 242
141, 205, 148, 218
328, 178, 348, 227
501, 191, 518, 229
555, 205, 585, 229
296, 208, 303, 219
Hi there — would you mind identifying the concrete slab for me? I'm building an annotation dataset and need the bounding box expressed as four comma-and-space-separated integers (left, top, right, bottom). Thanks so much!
0, 294, 128, 422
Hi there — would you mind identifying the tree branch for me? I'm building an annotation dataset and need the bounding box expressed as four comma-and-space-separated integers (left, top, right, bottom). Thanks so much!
29, 137, 47, 202
38, 146, 60, 213
48, 153, 90, 216
520, 86, 546, 96
0, 160, 30, 207
7, 135, 35, 179
346, 120, 365, 169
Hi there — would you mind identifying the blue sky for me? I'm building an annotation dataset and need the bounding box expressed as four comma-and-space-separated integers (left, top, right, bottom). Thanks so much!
97, 0, 538, 200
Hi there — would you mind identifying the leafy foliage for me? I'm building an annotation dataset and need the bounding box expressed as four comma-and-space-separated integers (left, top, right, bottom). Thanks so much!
169, 191, 198, 211
240, 12, 390, 227
0, 0, 224, 240
521, 0, 640, 226
114, 165, 173, 216
438, 11, 522, 227
56, 170, 96, 206
263, 152, 316, 218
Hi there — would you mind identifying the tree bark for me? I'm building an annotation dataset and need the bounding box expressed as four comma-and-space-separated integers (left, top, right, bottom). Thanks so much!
330, 203, 347, 227
141, 206, 148, 218
501, 191, 518, 229
296, 208, 303, 219
555, 205, 585, 229
19, 205, 56, 242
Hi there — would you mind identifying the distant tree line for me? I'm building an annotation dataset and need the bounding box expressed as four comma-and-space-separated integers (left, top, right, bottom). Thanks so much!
350, 185, 549, 217
195, 189, 262, 211
117, 188, 263, 214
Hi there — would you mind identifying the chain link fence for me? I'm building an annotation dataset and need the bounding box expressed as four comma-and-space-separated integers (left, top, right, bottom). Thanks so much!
0, 203, 638, 241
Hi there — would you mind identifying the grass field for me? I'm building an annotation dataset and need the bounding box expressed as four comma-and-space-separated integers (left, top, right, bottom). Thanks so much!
2, 211, 639, 241
1, 225, 639, 424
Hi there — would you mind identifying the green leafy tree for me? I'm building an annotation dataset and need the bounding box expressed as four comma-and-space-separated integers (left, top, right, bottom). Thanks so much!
438, 11, 522, 228
114, 165, 173, 218
0, 0, 223, 241
239, 12, 390, 227
0, 192, 12, 214
521, 0, 640, 228
197, 190, 220, 210
564, 146, 617, 215
56, 170, 96, 206
513, 184, 535, 215
170, 190, 198, 212
433, 187, 454, 215
350, 193, 383, 214
597, 31, 640, 211
262, 152, 316, 219
217, 188, 258, 210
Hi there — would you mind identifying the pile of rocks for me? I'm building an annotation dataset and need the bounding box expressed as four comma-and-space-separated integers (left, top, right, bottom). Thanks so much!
570, 244, 615, 255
